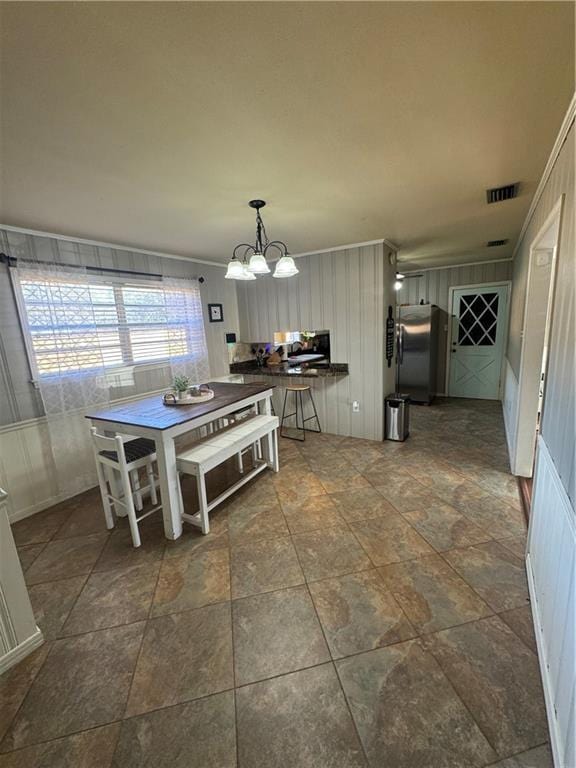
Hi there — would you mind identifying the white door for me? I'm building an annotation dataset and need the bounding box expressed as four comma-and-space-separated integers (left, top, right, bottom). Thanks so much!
448, 284, 508, 399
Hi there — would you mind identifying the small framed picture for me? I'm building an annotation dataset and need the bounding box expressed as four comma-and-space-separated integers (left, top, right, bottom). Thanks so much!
208, 303, 223, 323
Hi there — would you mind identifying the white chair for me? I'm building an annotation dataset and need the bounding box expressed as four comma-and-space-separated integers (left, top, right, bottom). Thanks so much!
176, 414, 279, 535
90, 427, 161, 547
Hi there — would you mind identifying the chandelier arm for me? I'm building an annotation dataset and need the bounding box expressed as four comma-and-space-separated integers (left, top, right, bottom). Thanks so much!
263, 240, 289, 258
233, 243, 256, 261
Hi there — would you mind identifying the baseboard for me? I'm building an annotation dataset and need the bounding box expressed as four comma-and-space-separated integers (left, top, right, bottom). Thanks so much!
8, 483, 95, 524
0, 627, 44, 675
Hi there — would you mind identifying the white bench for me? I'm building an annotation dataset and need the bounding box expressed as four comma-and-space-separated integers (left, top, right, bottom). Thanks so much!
176, 414, 279, 534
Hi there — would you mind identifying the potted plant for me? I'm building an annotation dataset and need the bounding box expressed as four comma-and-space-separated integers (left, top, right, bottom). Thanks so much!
172, 375, 191, 401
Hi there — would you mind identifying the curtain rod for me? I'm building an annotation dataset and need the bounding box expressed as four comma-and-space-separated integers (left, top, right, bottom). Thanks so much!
0, 253, 205, 282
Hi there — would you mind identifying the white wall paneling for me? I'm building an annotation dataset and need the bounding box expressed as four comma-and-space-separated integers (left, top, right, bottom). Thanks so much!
526, 436, 576, 768
397, 260, 513, 394
236, 242, 397, 441
507, 122, 574, 505
0, 489, 43, 673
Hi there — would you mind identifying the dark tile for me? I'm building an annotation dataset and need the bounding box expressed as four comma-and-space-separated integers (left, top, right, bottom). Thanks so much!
2, 623, 144, 751
236, 664, 366, 768
0, 723, 120, 768
350, 515, 434, 566
233, 585, 329, 686
28, 576, 87, 640
292, 528, 372, 582
329, 486, 398, 522
316, 465, 371, 494
112, 692, 236, 768
499, 605, 538, 654
498, 536, 527, 559
11, 507, 73, 547
379, 554, 492, 634
446, 483, 527, 539
93, 523, 165, 573
16, 544, 45, 572
163, 516, 229, 560
151, 548, 229, 616
309, 570, 414, 658
227, 502, 289, 541
443, 541, 530, 612
231, 536, 304, 599
61, 564, 159, 635
361, 459, 410, 488
425, 616, 549, 757
486, 744, 553, 767
336, 640, 495, 768
376, 478, 440, 514
0, 644, 50, 744
402, 502, 491, 551
53, 500, 109, 540
281, 494, 344, 533
25, 534, 109, 585
272, 470, 326, 503
126, 603, 233, 717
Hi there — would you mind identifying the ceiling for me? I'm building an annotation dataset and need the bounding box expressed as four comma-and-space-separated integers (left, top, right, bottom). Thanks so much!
0, 2, 573, 268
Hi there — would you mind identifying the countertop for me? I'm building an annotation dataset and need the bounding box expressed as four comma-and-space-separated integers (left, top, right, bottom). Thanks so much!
229, 361, 349, 379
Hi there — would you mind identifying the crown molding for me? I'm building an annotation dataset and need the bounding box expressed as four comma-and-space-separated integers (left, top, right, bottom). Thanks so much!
401, 257, 513, 274
512, 92, 576, 259
0, 224, 226, 269
290, 238, 397, 260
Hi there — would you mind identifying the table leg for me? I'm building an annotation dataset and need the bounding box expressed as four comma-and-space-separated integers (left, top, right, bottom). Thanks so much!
155, 433, 182, 540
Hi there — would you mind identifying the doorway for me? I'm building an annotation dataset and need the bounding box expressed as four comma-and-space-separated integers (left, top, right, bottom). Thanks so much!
447, 283, 510, 399
512, 197, 563, 477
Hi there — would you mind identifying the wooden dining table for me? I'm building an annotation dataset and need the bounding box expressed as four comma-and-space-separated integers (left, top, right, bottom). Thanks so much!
85, 381, 275, 540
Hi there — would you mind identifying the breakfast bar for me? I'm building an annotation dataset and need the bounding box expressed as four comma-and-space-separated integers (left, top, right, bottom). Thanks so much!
85, 381, 275, 540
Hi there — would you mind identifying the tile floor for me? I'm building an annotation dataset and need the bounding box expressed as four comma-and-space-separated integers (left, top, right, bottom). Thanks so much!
1, 398, 552, 768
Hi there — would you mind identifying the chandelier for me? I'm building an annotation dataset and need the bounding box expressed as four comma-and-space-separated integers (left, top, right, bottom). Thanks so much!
225, 200, 299, 280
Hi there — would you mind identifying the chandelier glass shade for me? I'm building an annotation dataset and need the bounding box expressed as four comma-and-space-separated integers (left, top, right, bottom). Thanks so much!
225, 200, 299, 281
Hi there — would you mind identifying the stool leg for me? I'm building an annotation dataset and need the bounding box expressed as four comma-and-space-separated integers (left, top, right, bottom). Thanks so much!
147, 460, 158, 505
119, 463, 141, 548
196, 469, 210, 535
298, 390, 305, 441
96, 460, 115, 530
308, 389, 322, 433
131, 469, 143, 511
280, 389, 289, 438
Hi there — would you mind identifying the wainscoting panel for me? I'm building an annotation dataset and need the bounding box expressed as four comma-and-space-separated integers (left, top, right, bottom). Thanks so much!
236, 242, 397, 441
526, 435, 576, 768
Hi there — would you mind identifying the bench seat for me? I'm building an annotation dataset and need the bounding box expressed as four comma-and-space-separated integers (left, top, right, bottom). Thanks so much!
176, 414, 279, 534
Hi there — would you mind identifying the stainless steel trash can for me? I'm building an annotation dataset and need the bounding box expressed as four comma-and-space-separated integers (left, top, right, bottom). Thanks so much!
384, 394, 410, 441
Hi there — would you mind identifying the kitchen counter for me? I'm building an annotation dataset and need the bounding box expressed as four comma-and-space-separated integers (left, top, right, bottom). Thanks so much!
229, 361, 349, 378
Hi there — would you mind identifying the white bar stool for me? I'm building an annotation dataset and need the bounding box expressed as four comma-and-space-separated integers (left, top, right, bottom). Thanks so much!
90, 427, 161, 547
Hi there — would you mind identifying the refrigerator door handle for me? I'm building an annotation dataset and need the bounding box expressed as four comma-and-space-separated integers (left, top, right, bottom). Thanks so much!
397, 323, 404, 365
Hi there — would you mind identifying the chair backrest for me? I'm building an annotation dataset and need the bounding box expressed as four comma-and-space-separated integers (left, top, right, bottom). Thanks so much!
90, 426, 128, 467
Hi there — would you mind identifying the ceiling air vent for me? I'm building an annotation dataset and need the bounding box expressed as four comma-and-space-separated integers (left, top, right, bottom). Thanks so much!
487, 239, 509, 247
486, 183, 519, 204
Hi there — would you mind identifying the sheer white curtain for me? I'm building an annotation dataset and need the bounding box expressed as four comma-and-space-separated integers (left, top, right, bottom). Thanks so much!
163, 276, 210, 385
12, 263, 210, 498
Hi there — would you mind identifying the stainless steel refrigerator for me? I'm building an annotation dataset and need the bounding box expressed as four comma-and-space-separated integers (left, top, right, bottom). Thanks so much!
396, 304, 439, 404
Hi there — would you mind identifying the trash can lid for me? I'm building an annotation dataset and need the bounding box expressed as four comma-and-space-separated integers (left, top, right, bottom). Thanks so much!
385, 393, 411, 403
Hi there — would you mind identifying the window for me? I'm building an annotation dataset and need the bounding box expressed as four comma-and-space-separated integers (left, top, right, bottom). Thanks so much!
14, 270, 206, 377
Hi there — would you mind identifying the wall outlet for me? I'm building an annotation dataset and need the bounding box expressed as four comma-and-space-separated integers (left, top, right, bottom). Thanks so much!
352, 400, 360, 413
